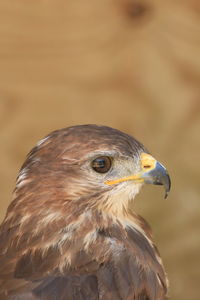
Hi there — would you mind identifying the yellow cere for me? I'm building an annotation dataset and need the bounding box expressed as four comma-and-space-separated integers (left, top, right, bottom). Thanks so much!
104, 152, 157, 186
140, 152, 156, 172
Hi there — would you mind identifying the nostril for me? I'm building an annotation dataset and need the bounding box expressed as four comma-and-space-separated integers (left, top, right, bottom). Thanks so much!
143, 165, 151, 169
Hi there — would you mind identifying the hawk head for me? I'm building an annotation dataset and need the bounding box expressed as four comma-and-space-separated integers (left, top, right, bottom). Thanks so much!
15, 124, 170, 218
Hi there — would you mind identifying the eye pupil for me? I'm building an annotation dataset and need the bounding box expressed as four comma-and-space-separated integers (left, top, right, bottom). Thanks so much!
92, 156, 112, 173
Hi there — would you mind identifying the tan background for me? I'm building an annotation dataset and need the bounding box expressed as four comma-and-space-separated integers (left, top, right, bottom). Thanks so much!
0, 1, 200, 299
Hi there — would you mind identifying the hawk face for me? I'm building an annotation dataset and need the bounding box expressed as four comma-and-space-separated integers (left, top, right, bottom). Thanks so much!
16, 124, 170, 218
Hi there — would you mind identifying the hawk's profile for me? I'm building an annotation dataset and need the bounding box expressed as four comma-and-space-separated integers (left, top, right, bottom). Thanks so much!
0, 125, 171, 300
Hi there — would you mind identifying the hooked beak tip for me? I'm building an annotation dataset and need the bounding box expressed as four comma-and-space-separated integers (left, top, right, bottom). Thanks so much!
142, 161, 171, 199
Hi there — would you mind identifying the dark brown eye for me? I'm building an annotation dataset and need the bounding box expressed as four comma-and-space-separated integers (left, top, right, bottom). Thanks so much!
92, 156, 112, 173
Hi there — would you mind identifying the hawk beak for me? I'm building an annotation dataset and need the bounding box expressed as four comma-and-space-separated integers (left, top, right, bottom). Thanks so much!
139, 153, 171, 199
105, 153, 171, 199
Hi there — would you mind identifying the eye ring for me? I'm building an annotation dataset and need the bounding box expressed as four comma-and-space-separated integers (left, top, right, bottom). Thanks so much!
91, 156, 112, 174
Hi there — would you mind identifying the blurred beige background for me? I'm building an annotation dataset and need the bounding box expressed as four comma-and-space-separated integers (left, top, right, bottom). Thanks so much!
0, 1, 200, 299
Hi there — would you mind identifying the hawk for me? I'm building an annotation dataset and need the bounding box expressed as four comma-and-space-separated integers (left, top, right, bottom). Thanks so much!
0, 125, 171, 300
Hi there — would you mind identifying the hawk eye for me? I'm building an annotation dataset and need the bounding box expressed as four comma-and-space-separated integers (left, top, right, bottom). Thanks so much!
92, 156, 112, 173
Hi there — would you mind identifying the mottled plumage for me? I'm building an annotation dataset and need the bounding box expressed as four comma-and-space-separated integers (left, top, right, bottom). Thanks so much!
0, 125, 170, 300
